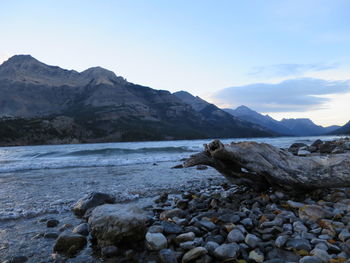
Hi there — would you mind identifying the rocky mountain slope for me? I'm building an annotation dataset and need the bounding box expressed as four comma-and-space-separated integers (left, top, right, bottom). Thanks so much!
330, 121, 350, 135
0, 55, 274, 146
225, 105, 340, 136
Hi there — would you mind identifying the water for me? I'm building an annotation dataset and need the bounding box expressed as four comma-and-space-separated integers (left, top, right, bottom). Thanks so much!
0, 135, 341, 261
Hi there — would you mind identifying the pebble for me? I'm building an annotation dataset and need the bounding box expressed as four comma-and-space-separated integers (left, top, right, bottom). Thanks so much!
275, 235, 288, 248
339, 228, 350, 242
44, 232, 59, 239
299, 256, 322, 263
227, 229, 244, 243
46, 219, 59, 228
161, 221, 183, 234
293, 221, 308, 232
241, 218, 253, 228
72, 223, 89, 236
204, 241, 219, 255
310, 248, 330, 262
176, 232, 195, 243
181, 247, 207, 263
159, 249, 177, 263
245, 233, 260, 248
249, 249, 264, 263
213, 243, 240, 260
286, 238, 312, 251
146, 232, 168, 251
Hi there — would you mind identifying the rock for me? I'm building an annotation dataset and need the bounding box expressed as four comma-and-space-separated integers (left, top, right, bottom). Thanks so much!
176, 200, 189, 210
298, 149, 311, 156
288, 143, 307, 155
73, 192, 115, 217
241, 218, 253, 229
148, 225, 164, 233
227, 229, 245, 243
88, 204, 149, 247
160, 208, 186, 220
299, 205, 329, 221
176, 232, 195, 243
285, 238, 312, 252
196, 165, 208, 170
339, 228, 350, 242
310, 248, 330, 263
293, 221, 308, 232
311, 139, 323, 148
159, 249, 177, 263
214, 243, 240, 261
161, 221, 183, 234
205, 241, 219, 255
299, 256, 322, 263
182, 247, 207, 263
47, 219, 59, 228
101, 246, 118, 258
9, 256, 28, 263
245, 234, 260, 248
44, 232, 59, 239
275, 235, 288, 248
319, 142, 336, 154
155, 193, 168, 203
146, 232, 167, 251
72, 223, 89, 236
249, 249, 264, 263
180, 238, 203, 250
195, 220, 217, 231
53, 232, 87, 257
287, 200, 305, 209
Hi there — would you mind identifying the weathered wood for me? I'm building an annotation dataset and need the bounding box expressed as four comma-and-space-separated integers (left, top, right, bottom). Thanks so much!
184, 140, 350, 193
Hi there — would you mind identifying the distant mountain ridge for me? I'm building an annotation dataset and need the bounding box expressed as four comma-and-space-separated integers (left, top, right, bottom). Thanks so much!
0, 55, 274, 145
331, 121, 350, 135
224, 105, 340, 136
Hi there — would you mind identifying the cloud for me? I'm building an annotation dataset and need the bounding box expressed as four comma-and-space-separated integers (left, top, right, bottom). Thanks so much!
213, 78, 350, 112
249, 63, 339, 78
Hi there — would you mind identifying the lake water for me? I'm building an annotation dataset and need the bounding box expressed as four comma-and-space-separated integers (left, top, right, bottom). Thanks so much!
0, 135, 342, 261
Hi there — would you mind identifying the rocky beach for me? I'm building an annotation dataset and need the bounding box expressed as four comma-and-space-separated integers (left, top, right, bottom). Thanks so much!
2, 137, 350, 263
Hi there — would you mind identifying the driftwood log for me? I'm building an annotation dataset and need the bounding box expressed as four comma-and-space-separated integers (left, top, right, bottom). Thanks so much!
184, 140, 350, 193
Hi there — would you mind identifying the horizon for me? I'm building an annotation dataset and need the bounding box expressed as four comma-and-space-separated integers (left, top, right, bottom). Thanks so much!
1, 0, 350, 126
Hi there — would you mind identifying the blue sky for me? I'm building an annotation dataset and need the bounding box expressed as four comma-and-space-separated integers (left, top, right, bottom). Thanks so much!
1, 0, 350, 126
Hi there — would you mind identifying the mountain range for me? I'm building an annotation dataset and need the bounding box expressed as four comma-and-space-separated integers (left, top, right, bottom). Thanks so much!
224, 105, 341, 136
0, 55, 273, 146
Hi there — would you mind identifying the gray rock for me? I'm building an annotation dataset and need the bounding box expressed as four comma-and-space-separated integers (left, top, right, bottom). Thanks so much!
261, 217, 283, 228
310, 248, 330, 263
285, 238, 312, 251
146, 232, 167, 251
148, 225, 164, 233
161, 221, 183, 234
339, 228, 350, 242
47, 219, 59, 228
293, 221, 308, 232
53, 231, 87, 256
298, 149, 311, 156
160, 208, 186, 220
101, 246, 118, 258
241, 218, 253, 228
176, 232, 195, 243
73, 192, 115, 217
245, 233, 260, 248
205, 241, 219, 255
195, 220, 217, 231
249, 249, 264, 263
44, 232, 59, 239
88, 204, 149, 247
299, 205, 329, 221
227, 229, 244, 243
287, 200, 305, 209
299, 256, 322, 263
182, 247, 207, 263
72, 223, 89, 236
180, 238, 203, 250
214, 243, 240, 260
275, 235, 288, 248
159, 249, 177, 263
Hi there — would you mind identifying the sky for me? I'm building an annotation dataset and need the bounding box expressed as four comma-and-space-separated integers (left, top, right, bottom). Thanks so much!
1, 0, 350, 126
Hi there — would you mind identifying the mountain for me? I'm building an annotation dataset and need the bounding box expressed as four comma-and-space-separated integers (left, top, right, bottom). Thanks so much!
224, 106, 293, 135
0, 55, 274, 145
330, 121, 350, 135
225, 105, 340, 136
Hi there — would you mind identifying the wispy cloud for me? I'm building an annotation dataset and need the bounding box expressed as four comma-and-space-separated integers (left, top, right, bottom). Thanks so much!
249, 63, 339, 78
213, 78, 350, 112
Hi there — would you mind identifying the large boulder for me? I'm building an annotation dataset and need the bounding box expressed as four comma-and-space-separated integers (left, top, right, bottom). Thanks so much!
88, 204, 150, 247
72, 192, 115, 217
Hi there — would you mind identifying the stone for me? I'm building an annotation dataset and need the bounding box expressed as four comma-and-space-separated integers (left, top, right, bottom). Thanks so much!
161, 221, 183, 234
146, 232, 167, 251
299, 256, 322, 263
310, 248, 330, 263
249, 249, 264, 263
311, 139, 323, 148
319, 142, 336, 154
275, 235, 288, 248
227, 229, 245, 243
180, 238, 203, 250
88, 204, 149, 247
148, 225, 164, 233
73, 192, 115, 217
47, 219, 59, 228
293, 221, 308, 232
101, 246, 118, 258
287, 200, 305, 209
176, 232, 195, 243
155, 193, 168, 203
241, 218, 253, 228
285, 238, 312, 252
299, 205, 329, 221
53, 232, 87, 257
195, 220, 217, 231
214, 243, 240, 261
160, 208, 186, 220
176, 200, 189, 210
44, 232, 59, 239
182, 247, 207, 263
245, 234, 260, 248
72, 223, 89, 236
159, 249, 177, 263
288, 143, 307, 155
205, 241, 219, 255
298, 149, 311, 156
339, 228, 350, 242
